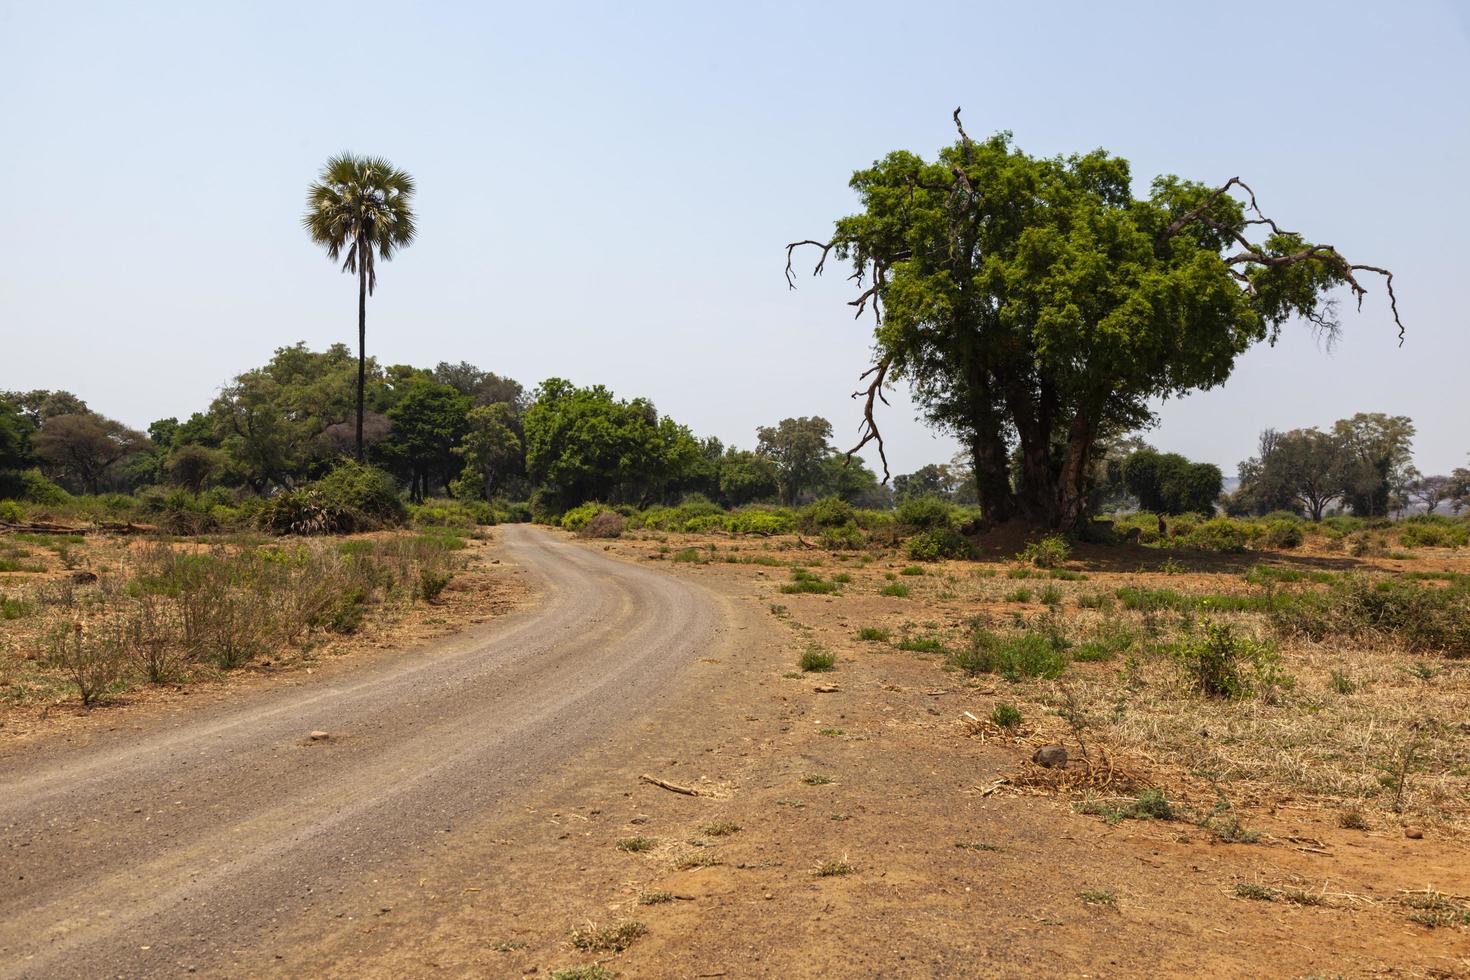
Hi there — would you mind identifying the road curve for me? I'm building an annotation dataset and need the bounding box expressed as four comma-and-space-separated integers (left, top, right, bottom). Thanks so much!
0, 525, 722, 978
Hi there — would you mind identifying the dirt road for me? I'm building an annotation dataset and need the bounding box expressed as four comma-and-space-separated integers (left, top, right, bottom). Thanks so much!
0, 525, 722, 978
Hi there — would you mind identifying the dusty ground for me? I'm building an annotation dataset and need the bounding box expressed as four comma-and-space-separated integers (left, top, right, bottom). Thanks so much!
271, 528, 1470, 978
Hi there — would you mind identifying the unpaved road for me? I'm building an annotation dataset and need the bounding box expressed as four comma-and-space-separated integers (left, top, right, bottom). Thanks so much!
0, 525, 720, 978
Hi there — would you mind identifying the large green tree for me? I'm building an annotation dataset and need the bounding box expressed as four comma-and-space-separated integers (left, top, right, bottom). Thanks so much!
789, 112, 1403, 530
304, 153, 417, 462
33, 413, 151, 494
381, 379, 470, 502
755, 417, 834, 506
1333, 413, 1416, 517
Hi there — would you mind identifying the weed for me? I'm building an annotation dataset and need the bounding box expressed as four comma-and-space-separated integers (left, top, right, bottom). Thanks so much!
1174, 619, 1293, 700
897, 636, 943, 653
415, 567, 453, 602
802, 774, 833, 785
1077, 889, 1117, 907
638, 890, 675, 905
856, 626, 890, 642
701, 821, 741, 837
1338, 808, 1369, 830
799, 645, 836, 672
953, 840, 1003, 852
880, 582, 910, 598
990, 702, 1023, 729
569, 920, 647, 953
1234, 882, 1275, 901
1329, 670, 1357, 695
1017, 535, 1071, 569
616, 836, 656, 853
818, 727, 845, 737
814, 859, 855, 877
958, 627, 1069, 681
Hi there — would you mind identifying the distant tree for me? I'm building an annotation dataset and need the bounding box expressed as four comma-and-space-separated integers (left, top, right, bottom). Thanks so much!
717, 448, 779, 506
33, 413, 151, 494
524, 379, 702, 509
756, 417, 833, 506
304, 153, 417, 462
2, 390, 89, 428
1088, 434, 1154, 513
1, 397, 36, 474
788, 112, 1404, 530
381, 380, 471, 502
1450, 460, 1470, 514
815, 453, 890, 508
432, 362, 525, 409
1406, 474, 1453, 516
1121, 449, 1221, 516
167, 443, 228, 493
1233, 427, 1347, 520
453, 403, 521, 501
1332, 413, 1416, 517
892, 463, 959, 502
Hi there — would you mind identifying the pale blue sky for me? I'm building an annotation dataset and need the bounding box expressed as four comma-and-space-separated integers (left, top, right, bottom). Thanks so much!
2, 1, 1467, 476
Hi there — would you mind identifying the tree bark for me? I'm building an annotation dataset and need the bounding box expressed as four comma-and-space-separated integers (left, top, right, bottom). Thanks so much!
1054, 409, 1096, 532
356, 241, 368, 463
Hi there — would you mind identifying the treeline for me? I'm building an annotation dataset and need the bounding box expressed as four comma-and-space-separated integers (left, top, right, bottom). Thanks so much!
3, 343, 1467, 531
0, 343, 895, 527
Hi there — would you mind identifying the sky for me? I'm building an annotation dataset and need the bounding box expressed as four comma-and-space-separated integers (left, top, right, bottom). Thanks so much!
2, 1, 1467, 478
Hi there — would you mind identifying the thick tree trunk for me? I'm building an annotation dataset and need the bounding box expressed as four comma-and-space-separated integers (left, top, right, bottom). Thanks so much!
356, 249, 368, 463
969, 427, 1013, 525
1054, 410, 1096, 532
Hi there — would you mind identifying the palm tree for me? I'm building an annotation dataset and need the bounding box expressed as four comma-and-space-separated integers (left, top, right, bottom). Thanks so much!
303, 154, 417, 461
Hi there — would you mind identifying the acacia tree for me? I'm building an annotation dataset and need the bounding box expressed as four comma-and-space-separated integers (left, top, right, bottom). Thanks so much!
304, 154, 417, 462
788, 111, 1403, 530
33, 413, 151, 494
755, 417, 833, 506
1332, 413, 1416, 517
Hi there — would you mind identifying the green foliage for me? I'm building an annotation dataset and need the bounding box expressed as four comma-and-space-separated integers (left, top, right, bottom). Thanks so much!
856, 626, 890, 642
799, 496, 856, 530
990, 702, 1023, 729
1177, 518, 1252, 553
559, 502, 613, 532
799, 645, 836, 672
955, 626, 1069, 680
781, 568, 839, 594
905, 527, 972, 561
1122, 450, 1223, 517
818, 521, 865, 551
1017, 535, 1071, 569
1273, 575, 1470, 657
0, 499, 23, 523
757, 417, 834, 506
879, 582, 910, 597
896, 494, 955, 530
1174, 619, 1292, 699
256, 461, 406, 535
1398, 518, 1469, 549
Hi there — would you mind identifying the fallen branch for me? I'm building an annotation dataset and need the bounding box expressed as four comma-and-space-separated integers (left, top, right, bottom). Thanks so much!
639, 773, 702, 797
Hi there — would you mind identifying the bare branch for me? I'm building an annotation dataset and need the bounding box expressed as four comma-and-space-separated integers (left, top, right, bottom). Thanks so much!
784, 239, 837, 289
845, 359, 892, 482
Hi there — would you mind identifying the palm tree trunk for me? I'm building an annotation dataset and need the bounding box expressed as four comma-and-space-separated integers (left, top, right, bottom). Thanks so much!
356, 250, 367, 463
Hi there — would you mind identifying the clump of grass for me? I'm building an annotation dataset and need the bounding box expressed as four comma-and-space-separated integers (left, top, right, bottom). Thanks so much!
672, 851, 719, 870
1038, 584, 1063, 607
1400, 890, 1470, 928
831, 572, 852, 584
1072, 621, 1137, 663
1234, 882, 1275, 902
880, 582, 910, 598
897, 636, 943, 653
951, 626, 1069, 681
856, 626, 890, 642
814, 859, 855, 878
638, 890, 675, 905
801, 774, 833, 785
616, 836, 657, 853
1077, 889, 1117, 907
1174, 619, 1293, 701
671, 547, 706, 563
954, 840, 1003, 852
899, 565, 926, 576
818, 727, 844, 737
549, 966, 614, 980
989, 702, 1022, 729
701, 821, 741, 837
1005, 567, 1034, 580
1048, 569, 1087, 581
1017, 535, 1071, 569
781, 568, 840, 594
1338, 808, 1369, 830
798, 645, 836, 672
1004, 588, 1033, 603
1077, 788, 1176, 825
1075, 592, 1114, 611
1329, 669, 1357, 695
568, 920, 648, 953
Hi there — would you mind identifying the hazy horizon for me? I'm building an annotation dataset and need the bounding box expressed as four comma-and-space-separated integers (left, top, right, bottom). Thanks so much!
3, 1, 1467, 478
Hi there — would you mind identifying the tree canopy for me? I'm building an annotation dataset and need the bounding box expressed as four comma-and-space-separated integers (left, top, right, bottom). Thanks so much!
789, 111, 1403, 529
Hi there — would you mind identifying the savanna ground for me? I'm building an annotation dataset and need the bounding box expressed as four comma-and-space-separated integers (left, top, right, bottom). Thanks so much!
3, 512, 1469, 977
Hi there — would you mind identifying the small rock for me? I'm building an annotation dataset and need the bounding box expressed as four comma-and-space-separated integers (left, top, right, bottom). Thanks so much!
630, 814, 650, 825
1031, 745, 1068, 769
70, 570, 98, 584
1404, 827, 1424, 839
309, 731, 330, 741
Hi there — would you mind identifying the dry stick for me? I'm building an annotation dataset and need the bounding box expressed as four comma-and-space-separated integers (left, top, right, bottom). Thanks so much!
639, 773, 702, 797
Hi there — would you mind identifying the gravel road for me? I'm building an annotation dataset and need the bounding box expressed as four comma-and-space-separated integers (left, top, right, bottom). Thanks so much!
0, 525, 721, 978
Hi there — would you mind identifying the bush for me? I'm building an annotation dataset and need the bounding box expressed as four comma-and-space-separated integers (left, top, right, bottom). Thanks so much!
799, 645, 836, 672
1398, 520, 1469, 549
257, 462, 406, 536
416, 568, 453, 602
781, 568, 839, 594
560, 502, 612, 532
799, 496, 855, 530
956, 627, 1069, 680
990, 702, 1023, 729
726, 508, 795, 535
1179, 518, 1252, 553
906, 527, 972, 562
1017, 535, 1071, 569
45, 622, 124, 706
1273, 576, 1470, 657
22, 470, 71, 506
1258, 520, 1303, 549
0, 499, 23, 523
880, 582, 910, 597
819, 521, 864, 550
579, 511, 625, 538
1174, 619, 1292, 699
896, 495, 955, 530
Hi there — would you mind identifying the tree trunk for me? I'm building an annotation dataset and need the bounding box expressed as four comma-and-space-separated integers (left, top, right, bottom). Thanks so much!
356, 245, 368, 463
969, 427, 1013, 525
1054, 410, 1096, 532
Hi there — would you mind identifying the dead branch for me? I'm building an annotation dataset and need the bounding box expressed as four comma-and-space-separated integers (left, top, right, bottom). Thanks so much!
844, 359, 891, 481
639, 773, 702, 797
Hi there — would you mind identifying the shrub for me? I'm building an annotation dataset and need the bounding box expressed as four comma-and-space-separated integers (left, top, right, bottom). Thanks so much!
257, 462, 406, 535
579, 511, 625, 539
956, 627, 1069, 680
1258, 520, 1303, 549
1017, 535, 1071, 569
560, 502, 612, 532
1273, 576, 1470, 657
990, 702, 1023, 729
1398, 521, 1469, 549
1175, 619, 1292, 699
880, 582, 910, 597
416, 568, 453, 602
568, 921, 647, 953
819, 521, 865, 550
22, 469, 71, 506
906, 527, 972, 562
896, 495, 955, 530
799, 496, 856, 530
45, 622, 123, 706
856, 626, 890, 642
727, 508, 796, 535
781, 568, 839, 594
799, 645, 836, 672
1179, 518, 1251, 553
0, 499, 23, 523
